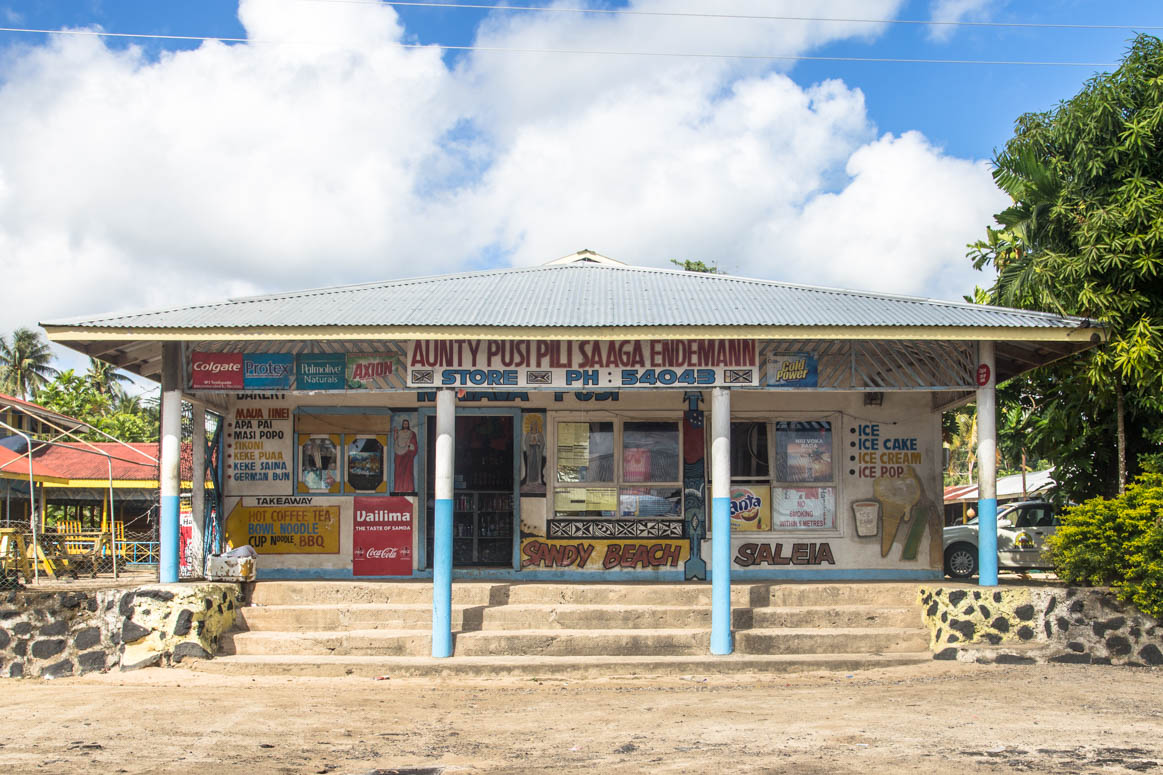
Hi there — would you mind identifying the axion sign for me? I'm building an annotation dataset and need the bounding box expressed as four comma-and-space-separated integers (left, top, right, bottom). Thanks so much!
405, 339, 759, 389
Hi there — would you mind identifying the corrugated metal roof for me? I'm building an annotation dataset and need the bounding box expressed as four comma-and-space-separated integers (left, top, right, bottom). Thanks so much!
43, 261, 1089, 331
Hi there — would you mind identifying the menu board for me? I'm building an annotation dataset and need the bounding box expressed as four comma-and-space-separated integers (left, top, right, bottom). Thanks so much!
225, 401, 294, 496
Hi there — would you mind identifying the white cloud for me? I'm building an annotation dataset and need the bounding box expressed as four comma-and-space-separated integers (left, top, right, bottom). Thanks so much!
766, 131, 1009, 299
0, 0, 1006, 342
928, 0, 997, 41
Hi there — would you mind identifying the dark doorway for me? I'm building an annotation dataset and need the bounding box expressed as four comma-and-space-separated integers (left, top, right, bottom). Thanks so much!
425, 415, 515, 568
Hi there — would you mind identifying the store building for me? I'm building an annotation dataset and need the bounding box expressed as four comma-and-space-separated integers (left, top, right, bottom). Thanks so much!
42, 251, 1101, 654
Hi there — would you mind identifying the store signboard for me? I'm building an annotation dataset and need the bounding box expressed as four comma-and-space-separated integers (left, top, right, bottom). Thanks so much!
244, 353, 294, 390
296, 353, 346, 391
353, 496, 413, 576
768, 353, 818, 388
406, 339, 759, 389
345, 354, 401, 390
224, 496, 341, 554
191, 352, 243, 390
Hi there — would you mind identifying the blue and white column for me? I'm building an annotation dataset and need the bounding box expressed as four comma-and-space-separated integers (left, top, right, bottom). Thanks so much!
189, 403, 206, 579
710, 387, 733, 655
432, 388, 456, 658
159, 342, 182, 584
976, 341, 998, 587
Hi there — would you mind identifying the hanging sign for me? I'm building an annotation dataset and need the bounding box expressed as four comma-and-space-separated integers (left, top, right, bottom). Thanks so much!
353, 496, 413, 576
244, 354, 294, 390
768, 353, 818, 388
296, 353, 347, 391
191, 352, 243, 390
406, 339, 758, 389
345, 354, 402, 390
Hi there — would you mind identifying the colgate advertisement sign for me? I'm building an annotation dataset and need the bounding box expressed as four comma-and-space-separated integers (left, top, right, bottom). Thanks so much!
353, 496, 413, 576
191, 352, 244, 389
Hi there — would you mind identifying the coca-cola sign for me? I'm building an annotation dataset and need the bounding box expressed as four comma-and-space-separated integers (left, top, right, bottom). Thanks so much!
191, 352, 244, 389
353, 496, 413, 576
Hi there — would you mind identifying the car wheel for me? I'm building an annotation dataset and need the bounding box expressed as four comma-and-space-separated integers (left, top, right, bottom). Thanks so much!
945, 542, 978, 579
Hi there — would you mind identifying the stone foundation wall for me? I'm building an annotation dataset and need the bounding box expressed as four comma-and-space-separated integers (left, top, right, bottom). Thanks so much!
0, 583, 239, 678
919, 585, 1163, 666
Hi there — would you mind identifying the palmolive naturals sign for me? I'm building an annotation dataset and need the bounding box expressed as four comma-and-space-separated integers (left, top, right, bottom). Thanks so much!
191, 352, 244, 390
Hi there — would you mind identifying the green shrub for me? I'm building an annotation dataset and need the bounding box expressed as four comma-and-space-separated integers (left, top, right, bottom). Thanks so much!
1048, 473, 1163, 619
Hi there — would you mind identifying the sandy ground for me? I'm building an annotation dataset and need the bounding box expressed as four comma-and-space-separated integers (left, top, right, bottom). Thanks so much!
1, 661, 1160, 774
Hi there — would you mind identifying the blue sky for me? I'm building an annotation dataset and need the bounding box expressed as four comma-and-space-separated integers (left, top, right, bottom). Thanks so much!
0, 0, 1158, 355
2, 0, 1150, 159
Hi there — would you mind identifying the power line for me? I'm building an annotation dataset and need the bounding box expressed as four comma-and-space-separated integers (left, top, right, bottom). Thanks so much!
297, 0, 1163, 32
0, 26, 1119, 66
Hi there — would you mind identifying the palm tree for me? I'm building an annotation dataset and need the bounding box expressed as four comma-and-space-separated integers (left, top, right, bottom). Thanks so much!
86, 357, 132, 398
0, 327, 58, 400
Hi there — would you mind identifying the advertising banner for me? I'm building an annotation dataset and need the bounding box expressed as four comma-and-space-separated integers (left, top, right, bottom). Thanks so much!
406, 339, 758, 389
224, 496, 341, 554
353, 496, 413, 576
768, 353, 818, 388
345, 354, 402, 390
244, 353, 294, 390
296, 353, 346, 391
729, 485, 772, 531
191, 352, 244, 390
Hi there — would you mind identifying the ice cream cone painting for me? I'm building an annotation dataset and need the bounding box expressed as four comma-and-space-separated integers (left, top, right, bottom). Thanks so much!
873, 468, 922, 557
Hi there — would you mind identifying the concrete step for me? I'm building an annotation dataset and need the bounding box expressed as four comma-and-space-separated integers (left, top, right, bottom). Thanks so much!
758, 583, 923, 608
734, 627, 930, 655
247, 581, 504, 607
184, 652, 936, 679
222, 629, 431, 657
247, 581, 924, 608
237, 603, 922, 633
224, 628, 715, 657
223, 625, 928, 658
238, 604, 714, 632
740, 605, 921, 630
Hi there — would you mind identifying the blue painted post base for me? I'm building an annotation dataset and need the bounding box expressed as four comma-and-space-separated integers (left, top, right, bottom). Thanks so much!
978, 497, 998, 587
432, 497, 453, 658
710, 496, 733, 655
159, 493, 180, 583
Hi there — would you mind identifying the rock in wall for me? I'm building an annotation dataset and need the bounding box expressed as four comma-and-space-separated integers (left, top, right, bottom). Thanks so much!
919, 585, 1163, 667
119, 584, 240, 670
0, 583, 239, 678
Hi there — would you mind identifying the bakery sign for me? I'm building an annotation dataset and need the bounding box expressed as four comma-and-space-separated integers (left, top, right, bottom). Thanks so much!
405, 339, 759, 389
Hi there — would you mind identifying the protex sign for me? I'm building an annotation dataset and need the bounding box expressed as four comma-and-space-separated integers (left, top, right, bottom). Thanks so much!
405, 339, 759, 389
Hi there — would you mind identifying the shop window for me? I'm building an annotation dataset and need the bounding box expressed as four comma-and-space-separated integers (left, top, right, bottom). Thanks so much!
720, 419, 837, 532
345, 435, 387, 493
298, 434, 341, 493
552, 419, 682, 522
295, 410, 396, 495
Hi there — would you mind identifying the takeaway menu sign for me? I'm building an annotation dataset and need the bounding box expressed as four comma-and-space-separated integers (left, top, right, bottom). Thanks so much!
405, 339, 759, 389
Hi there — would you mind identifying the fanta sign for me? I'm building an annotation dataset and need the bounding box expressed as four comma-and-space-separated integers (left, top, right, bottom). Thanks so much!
191, 352, 244, 389
730, 487, 771, 532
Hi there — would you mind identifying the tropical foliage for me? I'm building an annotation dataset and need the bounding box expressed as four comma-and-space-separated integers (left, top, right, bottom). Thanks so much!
968, 34, 1163, 500
1047, 473, 1163, 619
0, 327, 58, 400
36, 369, 158, 443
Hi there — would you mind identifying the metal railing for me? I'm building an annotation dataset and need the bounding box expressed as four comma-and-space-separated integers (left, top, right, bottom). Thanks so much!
1, 525, 159, 590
